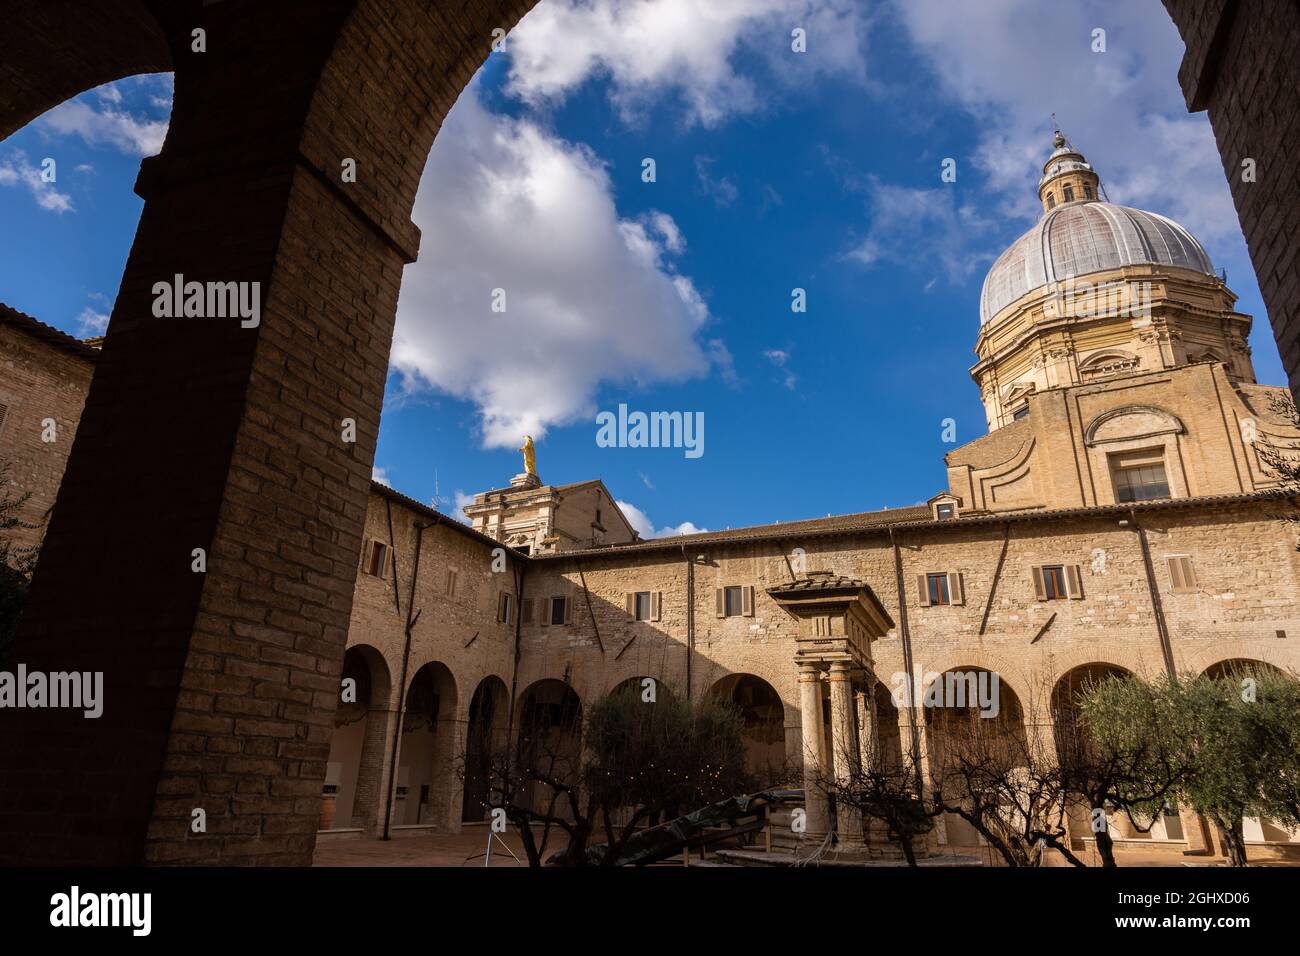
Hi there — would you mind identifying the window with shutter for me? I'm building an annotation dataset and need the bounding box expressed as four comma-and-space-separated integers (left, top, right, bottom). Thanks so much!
741, 585, 755, 617
923, 572, 950, 606
363, 541, 388, 577
947, 571, 965, 606
632, 591, 651, 621
540, 597, 553, 626
722, 586, 744, 617
562, 594, 573, 625
521, 598, 535, 624
1064, 564, 1083, 599
916, 574, 931, 607
715, 588, 726, 618
1167, 555, 1197, 593
651, 591, 662, 621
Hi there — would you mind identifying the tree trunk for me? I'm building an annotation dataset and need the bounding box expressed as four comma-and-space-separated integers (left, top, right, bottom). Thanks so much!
1094, 827, 1117, 868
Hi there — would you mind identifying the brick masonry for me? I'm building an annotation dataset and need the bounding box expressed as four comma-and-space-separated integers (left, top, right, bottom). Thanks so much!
0, 0, 1297, 866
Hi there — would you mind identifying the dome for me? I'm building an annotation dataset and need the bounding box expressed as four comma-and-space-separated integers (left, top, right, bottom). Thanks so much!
979, 201, 1216, 326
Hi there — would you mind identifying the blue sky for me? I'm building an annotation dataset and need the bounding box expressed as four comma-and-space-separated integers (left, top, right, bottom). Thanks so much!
0, 1, 1285, 539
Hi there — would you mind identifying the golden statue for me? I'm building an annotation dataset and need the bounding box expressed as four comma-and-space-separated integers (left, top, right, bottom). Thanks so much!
518, 435, 537, 476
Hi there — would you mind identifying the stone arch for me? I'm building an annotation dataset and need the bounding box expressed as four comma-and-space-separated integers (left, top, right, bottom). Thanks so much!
1084, 404, 1185, 446
1182, 643, 1297, 678
396, 660, 458, 828
516, 679, 583, 812
609, 674, 677, 704
325, 644, 394, 832
3, 0, 1298, 868
1201, 658, 1290, 681
1078, 347, 1141, 380
461, 675, 510, 824
709, 673, 788, 785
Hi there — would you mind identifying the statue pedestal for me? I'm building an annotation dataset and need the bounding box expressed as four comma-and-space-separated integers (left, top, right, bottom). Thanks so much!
509, 472, 541, 490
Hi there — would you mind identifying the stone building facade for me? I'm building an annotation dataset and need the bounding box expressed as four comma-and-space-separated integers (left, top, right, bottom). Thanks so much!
0, 304, 97, 555
4, 136, 1300, 863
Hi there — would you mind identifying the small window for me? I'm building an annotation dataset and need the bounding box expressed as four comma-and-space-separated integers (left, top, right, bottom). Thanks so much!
724, 586, 744, 617
1114, 461, 1169, 502
926, 573, 950, 606
446, 568, 458, 597
1167, 555, 1197, 593
1063, 185, 1075, 202
1012, 404, 1030, 421
497, 591, 514, 624
634, 591, 651, 621
935, 503, 956, 520
595, 507, 602, 525
364, 541, 388, 577
549, 596, 568, 625
1083, 184, 1094, 200
1042, 565, 1067, 600
1046, 193, 1057, 210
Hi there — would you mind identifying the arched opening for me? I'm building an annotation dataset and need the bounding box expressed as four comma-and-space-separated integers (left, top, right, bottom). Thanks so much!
1201, 659, 1299, 848
923, 667, 1027, 849
1050, 662, 1133, 759
324, 645, 391, 832
516, 679, 583, 812
872, 679, 904, 774
1202, 658, 1288, 681
396, 661, 458, 828
462, 675, 509, 823
709, 673, 786, 786
609, 675, 676, 704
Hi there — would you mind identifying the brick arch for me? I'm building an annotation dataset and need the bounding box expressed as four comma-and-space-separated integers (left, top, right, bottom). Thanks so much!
1182, 643, 1300, 678
0, 0, 173, 140
3, 0, 1298, 867
910, 650, 1034, 707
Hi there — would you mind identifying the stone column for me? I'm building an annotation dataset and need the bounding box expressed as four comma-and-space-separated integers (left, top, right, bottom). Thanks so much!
855, 686, 877, 771
828, 661, 863, 844
798, 662, 829, 839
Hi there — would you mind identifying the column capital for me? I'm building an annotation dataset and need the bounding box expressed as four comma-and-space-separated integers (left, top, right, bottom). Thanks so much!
828, 659, 854, 680
797, 660, 823, 680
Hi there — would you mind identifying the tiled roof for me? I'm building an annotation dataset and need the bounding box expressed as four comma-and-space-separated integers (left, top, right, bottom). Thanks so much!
0, 302, 100, 361
768, 575, 870, 593
538, 489, 1297, 559
369, 481, 527, 556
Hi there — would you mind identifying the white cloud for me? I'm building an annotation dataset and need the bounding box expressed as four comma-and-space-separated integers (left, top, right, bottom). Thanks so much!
505, 0, 871, 126
453, 490, 477, 521
75, 307, 109, 335
889, 0, 1239, 247
38, 81, 169, 156
695, 155, 739, 207
372, 466, 391, 487
617, 500, 707, 539
846, 175, 997, 284
763, 348, 798, 390
391, 85, 719, 448
0, 151, 73, 213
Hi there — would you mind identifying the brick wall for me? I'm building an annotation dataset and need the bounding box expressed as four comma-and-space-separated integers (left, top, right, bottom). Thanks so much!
1165, 0, 1300, 399
0, 313, 95, 554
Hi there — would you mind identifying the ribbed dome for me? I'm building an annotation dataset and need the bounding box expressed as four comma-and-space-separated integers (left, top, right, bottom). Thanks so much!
979, 202, 1215, 326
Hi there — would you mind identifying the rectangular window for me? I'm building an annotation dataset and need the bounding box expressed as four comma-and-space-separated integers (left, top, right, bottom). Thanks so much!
1046, 193, 1056, 209
1114, 461, 1170, 502
935, 503, 955, 520
1041, 565, 1067, 600
1063, 185, 1075, 202
550, 596, 568, 625
724, 585, 744, 617
926, 572, 950, 606
497, 591, 513, 625
1012, 404, 1030, 421
633, 591, 652, 621
1167, 555, 1197, 593
364, 541, 388, 577
1084, 184, 1094, 199
446, 568, 458, 597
